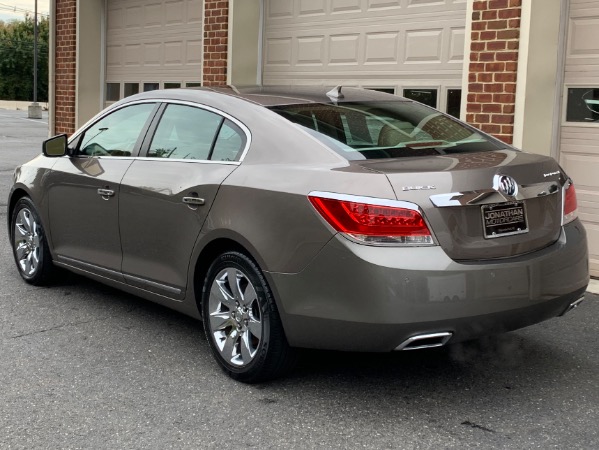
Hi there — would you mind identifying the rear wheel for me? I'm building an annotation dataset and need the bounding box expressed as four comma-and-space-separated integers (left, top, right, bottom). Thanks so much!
11, 197, 55, 285
202, 251, 296, 383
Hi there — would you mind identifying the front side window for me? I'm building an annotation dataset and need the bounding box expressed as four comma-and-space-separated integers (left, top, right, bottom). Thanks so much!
270, 101, 503, 160
78, 103, 155, 157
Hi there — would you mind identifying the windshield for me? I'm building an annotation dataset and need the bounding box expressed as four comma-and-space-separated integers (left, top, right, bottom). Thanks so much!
269, 101, 504, 160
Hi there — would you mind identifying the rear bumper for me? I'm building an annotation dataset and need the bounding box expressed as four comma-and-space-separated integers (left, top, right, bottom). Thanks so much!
268, 221, 589, 351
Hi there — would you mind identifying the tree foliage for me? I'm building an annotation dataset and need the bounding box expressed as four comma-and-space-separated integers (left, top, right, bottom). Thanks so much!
0, 15, 49, 102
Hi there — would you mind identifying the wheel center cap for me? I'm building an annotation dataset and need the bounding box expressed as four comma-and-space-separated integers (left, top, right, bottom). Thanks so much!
234, 311, 243, 323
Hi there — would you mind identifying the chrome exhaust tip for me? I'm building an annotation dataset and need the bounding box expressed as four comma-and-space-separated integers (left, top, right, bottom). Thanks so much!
395, 332, 453, 351
560, 296, 585, 316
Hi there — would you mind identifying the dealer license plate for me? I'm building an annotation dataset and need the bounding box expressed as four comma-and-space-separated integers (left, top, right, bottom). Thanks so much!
481, 201, 528, 239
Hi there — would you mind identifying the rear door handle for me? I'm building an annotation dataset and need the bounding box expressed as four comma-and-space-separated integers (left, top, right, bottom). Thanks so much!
97, 188, 115, 198
182, 196, 205, 206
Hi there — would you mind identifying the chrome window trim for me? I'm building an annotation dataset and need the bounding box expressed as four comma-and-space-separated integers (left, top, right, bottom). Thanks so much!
68, 98, 252, 164
79, 156, 241, 166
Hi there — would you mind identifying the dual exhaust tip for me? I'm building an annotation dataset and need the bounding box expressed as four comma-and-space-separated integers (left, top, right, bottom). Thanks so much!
395, 332, 453, 351
560, 296, 585, 316
395, 296, 586, 351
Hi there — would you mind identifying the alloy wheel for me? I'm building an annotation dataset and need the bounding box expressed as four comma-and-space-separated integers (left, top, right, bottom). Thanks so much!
13, 208, 41, 277
207, 267, 263, 367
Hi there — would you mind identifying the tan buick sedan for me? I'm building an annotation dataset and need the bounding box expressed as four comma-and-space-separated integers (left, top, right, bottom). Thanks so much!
8, 87, 589, 382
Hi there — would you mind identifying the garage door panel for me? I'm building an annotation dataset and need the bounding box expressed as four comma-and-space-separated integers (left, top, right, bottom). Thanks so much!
165, 0, 186, 25
561, 0, 599, 276
187, 0, 203, 22
267, 0, 464, 25
264, 18, 465, 78
560, 153, 599, 188
364, 32, 399, 64
106, 0, 202, 101
583, 223, 599, 278
296, 36, 326, 66
404, 29, 443, 63
332, 0, 362, 14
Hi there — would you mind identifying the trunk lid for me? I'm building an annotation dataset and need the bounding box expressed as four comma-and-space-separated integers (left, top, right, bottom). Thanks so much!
354, 150, 565, 260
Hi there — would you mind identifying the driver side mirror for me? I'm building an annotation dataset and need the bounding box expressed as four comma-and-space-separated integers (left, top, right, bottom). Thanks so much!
42, 134, 68, 157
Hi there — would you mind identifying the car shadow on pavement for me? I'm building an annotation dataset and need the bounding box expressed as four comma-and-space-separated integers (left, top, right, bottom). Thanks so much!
33, 270, 588, 388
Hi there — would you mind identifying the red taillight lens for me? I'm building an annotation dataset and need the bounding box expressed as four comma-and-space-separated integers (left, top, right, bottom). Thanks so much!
308, 195, 434, 245
563, 182, 578, 225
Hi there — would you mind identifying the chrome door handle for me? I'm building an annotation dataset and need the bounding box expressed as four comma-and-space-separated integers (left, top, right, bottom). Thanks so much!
97, 188, 115, 198
182, 196, 205, 206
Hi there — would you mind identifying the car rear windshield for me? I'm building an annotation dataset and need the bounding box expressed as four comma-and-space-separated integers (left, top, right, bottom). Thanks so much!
269, 101, 504, 160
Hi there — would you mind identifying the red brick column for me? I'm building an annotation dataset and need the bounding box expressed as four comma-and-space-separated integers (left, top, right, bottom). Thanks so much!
466, 0, 522, 144
54, 0, 77, 135
203, 1, 229, 86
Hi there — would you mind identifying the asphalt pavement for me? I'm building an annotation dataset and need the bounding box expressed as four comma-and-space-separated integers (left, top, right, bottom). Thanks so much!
1, 109, 598, 449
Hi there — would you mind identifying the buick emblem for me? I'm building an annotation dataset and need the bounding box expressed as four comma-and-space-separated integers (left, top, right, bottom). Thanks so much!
494, 174, 518, 197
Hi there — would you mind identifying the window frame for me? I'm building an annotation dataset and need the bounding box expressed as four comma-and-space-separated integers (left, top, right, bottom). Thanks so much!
402, 87, 439, 109
563, 84, 599, 126
67, 99, 252, 164
444, 86, 462, 119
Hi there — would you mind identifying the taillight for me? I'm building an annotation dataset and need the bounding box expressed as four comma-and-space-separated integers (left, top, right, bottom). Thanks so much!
308, 193, 434, 245
563, 181, 578, 225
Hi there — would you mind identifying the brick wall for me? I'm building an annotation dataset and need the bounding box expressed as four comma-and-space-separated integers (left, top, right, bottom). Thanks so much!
203, 1, 229, 86
54, 0, 77, 135
466, 0, 522, 144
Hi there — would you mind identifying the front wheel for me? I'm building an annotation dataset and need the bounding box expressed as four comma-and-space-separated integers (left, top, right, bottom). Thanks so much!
11, 197, 55, 285
202, 251, 296, 383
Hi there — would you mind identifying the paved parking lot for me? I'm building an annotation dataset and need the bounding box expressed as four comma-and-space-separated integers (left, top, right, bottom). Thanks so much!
1, 109, 598, 449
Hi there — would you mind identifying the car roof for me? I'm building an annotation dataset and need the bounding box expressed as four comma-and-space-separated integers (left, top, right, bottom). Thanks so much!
125, 85, 410, 108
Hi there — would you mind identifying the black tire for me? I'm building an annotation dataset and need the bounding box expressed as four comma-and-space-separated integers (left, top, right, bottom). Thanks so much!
10, 197, 55, 285
202, 251, 296, 383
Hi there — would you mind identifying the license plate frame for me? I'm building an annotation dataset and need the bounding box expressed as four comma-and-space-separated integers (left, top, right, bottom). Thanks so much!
481, 201, 528, 239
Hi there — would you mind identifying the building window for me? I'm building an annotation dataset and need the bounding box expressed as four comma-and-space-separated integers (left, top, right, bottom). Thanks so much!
366, 87, 396, 95
446, 89, 462, 118
144, 83, 160, 92
403, 88, 438, 108
164, 83, 181, 89
566, 88, 599, 123
124, 83, 140, 97
186, 82, 202, 88
106, 83, 120, 102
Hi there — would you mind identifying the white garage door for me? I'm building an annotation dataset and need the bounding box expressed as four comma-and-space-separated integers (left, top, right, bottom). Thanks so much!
105, 0, 203, 106
262, 0, 467, 116
559, 0, 599, 277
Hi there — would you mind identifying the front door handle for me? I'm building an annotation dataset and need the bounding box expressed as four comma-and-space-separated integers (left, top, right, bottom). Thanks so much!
182, 196, 205, 206
97, 188, 115, 199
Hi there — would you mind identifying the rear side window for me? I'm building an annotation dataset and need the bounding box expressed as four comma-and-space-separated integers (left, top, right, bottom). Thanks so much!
270, 101, 503, 160
148, 105, 222, 160
211, 120, 246, 162
147, 105, 246, 161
